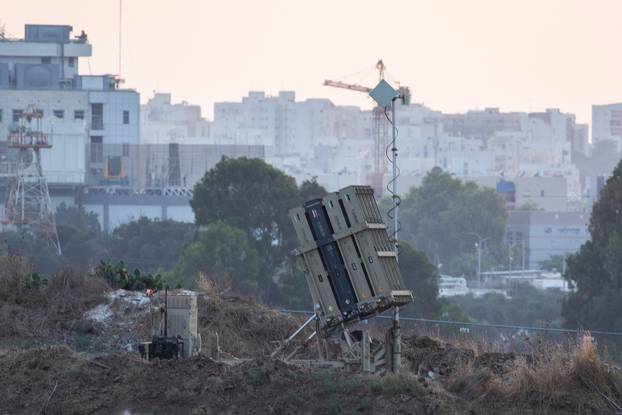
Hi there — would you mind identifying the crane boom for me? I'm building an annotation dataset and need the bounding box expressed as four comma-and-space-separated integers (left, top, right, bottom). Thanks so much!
323, 80, 371, 94
322, 59, 397, 195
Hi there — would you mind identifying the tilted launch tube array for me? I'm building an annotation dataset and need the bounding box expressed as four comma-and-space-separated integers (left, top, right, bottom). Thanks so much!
289, 185, 413, 330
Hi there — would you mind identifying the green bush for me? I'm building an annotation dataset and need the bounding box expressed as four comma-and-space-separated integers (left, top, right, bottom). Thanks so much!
94, 260, 165, 291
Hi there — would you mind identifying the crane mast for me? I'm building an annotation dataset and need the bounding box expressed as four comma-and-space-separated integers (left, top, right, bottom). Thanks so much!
323, 59, 392, 194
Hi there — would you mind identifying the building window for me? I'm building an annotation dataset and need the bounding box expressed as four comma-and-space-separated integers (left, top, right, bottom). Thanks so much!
53, 110, 64, 119
12, 109, 22, 122
68, 57, 75, 67
90, 136, 103, 163
41, 57, 51, 64
74, 110, 84, 120
122, 143, 129, 157
123, 110, 130, 125
0, 109, 3, 123
540, 190, 545, 197
91, 103, 103, 130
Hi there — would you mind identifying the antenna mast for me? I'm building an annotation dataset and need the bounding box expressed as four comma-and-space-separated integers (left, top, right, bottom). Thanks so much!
4, 106, 62, 254
118, 0, 123, 77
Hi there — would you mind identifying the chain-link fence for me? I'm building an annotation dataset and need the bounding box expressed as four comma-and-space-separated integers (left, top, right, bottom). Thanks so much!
279, 309, 622, 364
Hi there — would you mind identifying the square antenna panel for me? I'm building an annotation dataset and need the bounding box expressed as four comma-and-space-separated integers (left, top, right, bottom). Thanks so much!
369, 79, 397, 107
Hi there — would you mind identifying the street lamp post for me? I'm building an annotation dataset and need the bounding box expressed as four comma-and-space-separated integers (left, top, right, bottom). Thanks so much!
465, 232, 490, 285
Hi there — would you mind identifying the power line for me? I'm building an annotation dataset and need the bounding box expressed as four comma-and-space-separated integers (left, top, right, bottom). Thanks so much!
276, 309, 622, 338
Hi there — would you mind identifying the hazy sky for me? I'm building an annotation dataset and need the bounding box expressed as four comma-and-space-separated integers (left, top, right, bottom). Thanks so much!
4, 0, 622, 123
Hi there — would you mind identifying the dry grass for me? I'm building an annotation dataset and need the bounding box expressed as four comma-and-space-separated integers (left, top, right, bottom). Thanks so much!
0, 255, 38, 305
445, 334, 622, 413
195, 272, 231, 305
0, 258, 108, 339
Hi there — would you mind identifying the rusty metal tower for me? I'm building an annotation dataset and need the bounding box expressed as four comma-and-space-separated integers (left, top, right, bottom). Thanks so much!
4, 106, 61, 254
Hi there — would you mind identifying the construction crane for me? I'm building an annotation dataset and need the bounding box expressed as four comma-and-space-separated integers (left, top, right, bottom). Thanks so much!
324, 60, 410, 194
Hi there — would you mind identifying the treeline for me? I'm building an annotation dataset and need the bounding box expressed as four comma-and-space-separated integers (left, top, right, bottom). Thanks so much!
1, 157, 448, 315
6, 156, 622, 332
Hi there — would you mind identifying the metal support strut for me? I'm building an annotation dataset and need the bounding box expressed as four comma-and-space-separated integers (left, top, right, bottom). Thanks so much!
271, 313, 317, 359
392, 306, 401, 373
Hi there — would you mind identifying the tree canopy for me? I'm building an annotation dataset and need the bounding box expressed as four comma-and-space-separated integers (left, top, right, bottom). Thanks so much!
107, 217, 195, 273
298, 177, 329, 202
398, 241, 443, 318
190, 157, 308, 300
56, 203, 106, 270
562, 160, 622, 330
399, 168, 507, 276
173, 221, 260, 294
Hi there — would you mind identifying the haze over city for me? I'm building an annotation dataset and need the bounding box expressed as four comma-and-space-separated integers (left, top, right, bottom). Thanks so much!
5, 0, 622, 122
3, 3, 622, 413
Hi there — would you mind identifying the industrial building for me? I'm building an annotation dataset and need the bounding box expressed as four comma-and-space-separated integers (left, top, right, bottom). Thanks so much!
505, 210, 590, 269
0, 24, 139, 187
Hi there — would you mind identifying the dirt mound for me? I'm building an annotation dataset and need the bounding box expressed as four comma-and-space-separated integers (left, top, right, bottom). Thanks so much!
3, 268, 622, 414
83, 289, 153, 352
403, 335, 476, 377
0, 268, 108, 346
198, 295, 302, 358
0, 346, 461, 415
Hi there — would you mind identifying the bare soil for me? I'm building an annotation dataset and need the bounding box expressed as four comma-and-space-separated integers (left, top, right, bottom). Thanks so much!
2, 268, 622, 414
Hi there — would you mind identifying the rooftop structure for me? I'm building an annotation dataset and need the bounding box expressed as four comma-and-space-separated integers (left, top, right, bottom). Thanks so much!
0, 24, 139, 187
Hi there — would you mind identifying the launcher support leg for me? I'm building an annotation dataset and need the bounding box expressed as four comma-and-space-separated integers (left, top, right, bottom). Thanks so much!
271, 313, 317, 358
392, 306, 401, 373
362, 330, 371, 373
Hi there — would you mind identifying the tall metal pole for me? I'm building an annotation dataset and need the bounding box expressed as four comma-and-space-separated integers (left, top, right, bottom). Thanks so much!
118, 0, 123, 77
391, 98, 398, 255
475, 239, 482, 286
521, 242, 526, 270
390, 97, 401, 373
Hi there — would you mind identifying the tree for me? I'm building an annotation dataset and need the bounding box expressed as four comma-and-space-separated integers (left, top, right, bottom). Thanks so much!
398, 241, 443, 318
539, 255, 564, 272
400, 168, 507, 276
190, 157, 300, 298
173, 221, 260, 294
0, 230, 64, 275
107, 217, 195, 273
562, 160, 622, 330
56, 203, 106, 270
298, 177, 329, 202
449, 284, 564, 327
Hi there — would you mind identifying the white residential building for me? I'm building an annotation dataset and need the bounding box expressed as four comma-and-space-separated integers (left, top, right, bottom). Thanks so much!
0, 24, 139, 186
592, 103, 622, 152
140, 92, 209, 144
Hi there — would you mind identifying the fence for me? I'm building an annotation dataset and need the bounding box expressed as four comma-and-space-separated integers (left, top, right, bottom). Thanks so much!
278, 309, 622, 364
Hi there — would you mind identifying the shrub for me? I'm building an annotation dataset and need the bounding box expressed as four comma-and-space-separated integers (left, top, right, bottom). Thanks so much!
94, 260, 165, 291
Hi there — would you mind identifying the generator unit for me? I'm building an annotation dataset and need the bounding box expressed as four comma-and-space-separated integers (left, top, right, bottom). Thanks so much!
140, 290, 201, 359
289, 185, 413, 330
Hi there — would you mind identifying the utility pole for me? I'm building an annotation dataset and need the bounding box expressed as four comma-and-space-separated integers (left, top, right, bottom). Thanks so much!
521, 242, 526, 270
118, 0, 123, 77
369, 78, 408, 374
465, 232, 489, 285
475, 241, 482, 286
391, 96, 398, 255
508, 244, 513, 271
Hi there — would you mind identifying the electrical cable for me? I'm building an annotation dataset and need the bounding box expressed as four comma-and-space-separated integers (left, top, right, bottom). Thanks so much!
384, 106, 401, 249
275, 308, 622, 338
330, 64, 377, 83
